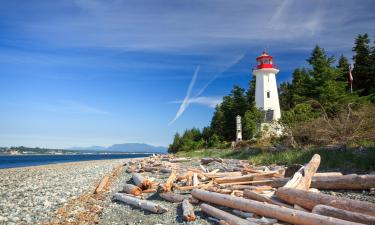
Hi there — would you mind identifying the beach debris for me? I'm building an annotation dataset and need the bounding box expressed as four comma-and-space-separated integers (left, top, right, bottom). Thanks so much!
94, 175, 109, 194
311, 174, 375, 190
122, 184, 142, 196
159, 192, 192, 203
276, 187, 375, 216
159, 170, 177, 192
192, 189, 360, 225
132, 173, 152, 189
312, 204, 375, 224
110, 153, 375, 224
201, 203, 256, 225
181, 199, 196, 221
113, 193, 168, 214
283, 154, 320, 190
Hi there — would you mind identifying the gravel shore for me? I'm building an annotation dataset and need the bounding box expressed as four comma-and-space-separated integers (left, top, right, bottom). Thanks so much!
1, 157, 374, 225
0, 159, 130, 225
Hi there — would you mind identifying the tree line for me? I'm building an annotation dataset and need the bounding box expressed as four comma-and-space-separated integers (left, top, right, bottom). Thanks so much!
169, 34, 375, 153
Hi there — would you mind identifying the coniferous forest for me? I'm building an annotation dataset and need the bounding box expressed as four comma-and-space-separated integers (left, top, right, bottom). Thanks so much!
169, 34, 375, 153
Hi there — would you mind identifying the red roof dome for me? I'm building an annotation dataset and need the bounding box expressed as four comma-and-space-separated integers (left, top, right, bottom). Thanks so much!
255, 51, 275, 69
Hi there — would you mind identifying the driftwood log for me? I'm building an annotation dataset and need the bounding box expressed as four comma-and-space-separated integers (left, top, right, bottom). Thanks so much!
159, 170, 177, 192
312, 204, 375, 224
192, 189, 360, 225
311, 174, 375, 190
132, 173, 152, 189
159, 192, 198, 203
243, 190, 291, 208
122, 184, 142, 196
284, 154, 320, 190
214, 172, 277, 184
94, 175, 109, 194
181, 199, 196, 221
276, 187, 375, 216
113, 193, 168, 213
201, 203, 256, 225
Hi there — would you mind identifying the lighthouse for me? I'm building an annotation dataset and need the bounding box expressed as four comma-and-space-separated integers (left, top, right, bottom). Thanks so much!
252, 51, 282, 135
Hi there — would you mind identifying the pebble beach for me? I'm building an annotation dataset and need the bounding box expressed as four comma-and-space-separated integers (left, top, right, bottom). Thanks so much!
0, 159, 130, 224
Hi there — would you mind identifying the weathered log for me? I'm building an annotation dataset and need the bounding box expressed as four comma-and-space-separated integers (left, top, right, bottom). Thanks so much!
201, 157, 224, 165
132, 173, 152, 189
169, 157, 191, 163
142, 188, 157, 193
284, 154, 320, 190
312, 204, 375, 224
193, 173, 199, 187
182, 199, 196, 221
204, 172, 242, 178
314, 172, 343, 177
122, 184, 142, 196
113, 193, 168, 213
159, 170, 177, 192
201, 203, 256, 225
192, 189, 360, 225
243, 190, 291, 208
94, 175, 109, 194
232, 209, 254, 218
241, 174, 375, 190
311, 174, 375, 190
215, 172, 277, 184
276, 187, 375, 216
159, 192, 193, 203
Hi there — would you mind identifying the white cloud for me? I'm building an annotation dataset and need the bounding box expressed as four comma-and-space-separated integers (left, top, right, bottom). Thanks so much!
170, 96, 222, 108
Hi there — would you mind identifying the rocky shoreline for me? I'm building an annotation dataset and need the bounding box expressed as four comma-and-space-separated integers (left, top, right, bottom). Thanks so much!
0, 159, 130, 225
0, 156, 374, 225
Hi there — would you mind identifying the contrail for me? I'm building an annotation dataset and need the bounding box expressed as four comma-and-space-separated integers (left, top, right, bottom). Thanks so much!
168, 66, 200, 125
195, 53, 245, 97
168, 53, 245, 125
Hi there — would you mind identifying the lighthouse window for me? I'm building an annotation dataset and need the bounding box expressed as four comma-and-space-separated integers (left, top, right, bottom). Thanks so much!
267, 91, 270, 98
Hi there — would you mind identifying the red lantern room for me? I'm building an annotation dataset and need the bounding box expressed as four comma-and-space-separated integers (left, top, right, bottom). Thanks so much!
256, 51, 276, 69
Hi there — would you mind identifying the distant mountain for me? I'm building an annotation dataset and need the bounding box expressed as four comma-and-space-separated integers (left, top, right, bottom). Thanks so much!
67, 143, 167, 153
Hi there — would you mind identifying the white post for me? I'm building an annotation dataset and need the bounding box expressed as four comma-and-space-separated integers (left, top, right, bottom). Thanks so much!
236, 115, 242, 142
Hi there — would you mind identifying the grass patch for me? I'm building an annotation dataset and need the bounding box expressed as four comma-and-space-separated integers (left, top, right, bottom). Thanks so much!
177, 148, 375, 172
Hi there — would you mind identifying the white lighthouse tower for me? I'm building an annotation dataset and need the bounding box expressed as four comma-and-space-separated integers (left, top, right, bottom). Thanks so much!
252, 51, 282, 135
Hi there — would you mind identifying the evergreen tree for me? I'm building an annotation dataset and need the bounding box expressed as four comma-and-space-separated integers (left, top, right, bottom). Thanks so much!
279, 82, 293, 110
210, 106, 225, 138
352, 33, 372, 95
168, 132, 181, 153
337, 54, 350, 83
246, 75, 256, 106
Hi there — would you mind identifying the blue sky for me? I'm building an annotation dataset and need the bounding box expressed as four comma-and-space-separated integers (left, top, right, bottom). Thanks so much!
1, 0, 374, 148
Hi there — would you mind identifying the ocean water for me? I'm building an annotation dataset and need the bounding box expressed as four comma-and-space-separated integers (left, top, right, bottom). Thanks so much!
0, 153, 151, 169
